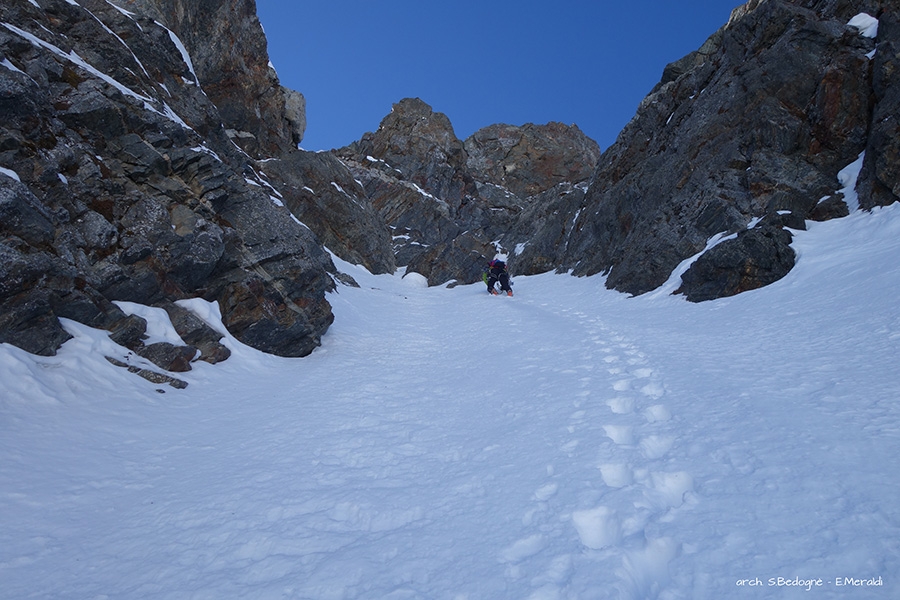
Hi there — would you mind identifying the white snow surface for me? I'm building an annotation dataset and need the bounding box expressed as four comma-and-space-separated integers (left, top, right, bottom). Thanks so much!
838, 152, 866, 212
0, 166, 21, 182
848, 13, 879, 39
2, 206, 900, 598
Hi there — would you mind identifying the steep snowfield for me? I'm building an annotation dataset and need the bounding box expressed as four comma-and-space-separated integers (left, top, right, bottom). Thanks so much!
2, 205, 899, 599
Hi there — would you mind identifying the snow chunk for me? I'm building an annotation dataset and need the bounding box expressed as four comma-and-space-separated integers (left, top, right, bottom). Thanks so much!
112, 301, 187, 346
848, 13, 878, 38
572, 506, 621, 549
0, 166, 21, 182
837, 152, 865, 212
158, 22, 199, 84
1, 58, 26, 76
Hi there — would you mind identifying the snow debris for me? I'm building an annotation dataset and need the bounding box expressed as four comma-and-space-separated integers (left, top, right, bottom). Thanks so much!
848, 13, 879, 38
0, 166, 21, 181
837, 151, 865, 212
112, 301, 188, 346
157, 22, 199, 85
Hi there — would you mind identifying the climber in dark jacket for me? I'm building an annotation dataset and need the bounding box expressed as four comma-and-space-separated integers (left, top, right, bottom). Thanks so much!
483, 259, 513, 296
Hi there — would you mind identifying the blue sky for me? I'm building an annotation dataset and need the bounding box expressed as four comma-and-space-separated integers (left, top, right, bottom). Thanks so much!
256, 1, 743, 152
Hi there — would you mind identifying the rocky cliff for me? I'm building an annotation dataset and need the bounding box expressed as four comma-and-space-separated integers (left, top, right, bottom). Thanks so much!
558, 0, 897, 300
335, 98, 602, 285
0, 0, 334, 375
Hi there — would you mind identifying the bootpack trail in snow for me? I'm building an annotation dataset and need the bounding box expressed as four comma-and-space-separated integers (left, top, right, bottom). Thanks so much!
2, 206, 900, 598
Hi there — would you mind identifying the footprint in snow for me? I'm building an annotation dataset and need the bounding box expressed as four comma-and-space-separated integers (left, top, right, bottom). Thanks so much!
643, 471, 695, 509
572, 506, 622, 549
639, 381, 665, 399
643, 404, 671, 423
603, 424, 635, 446
612, 379, 632, 392
639, 435, 676, 460
606, 396, 635, 415
599, 463, 634, 488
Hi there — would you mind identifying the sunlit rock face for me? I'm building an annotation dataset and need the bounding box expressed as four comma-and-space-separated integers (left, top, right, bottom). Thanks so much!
0, 0, 333, 361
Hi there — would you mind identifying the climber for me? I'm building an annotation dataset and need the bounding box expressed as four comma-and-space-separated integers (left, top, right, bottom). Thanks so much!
483, 259, 513, 296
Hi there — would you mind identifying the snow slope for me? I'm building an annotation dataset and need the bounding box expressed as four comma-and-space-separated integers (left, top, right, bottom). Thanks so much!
2, 205, 899, 599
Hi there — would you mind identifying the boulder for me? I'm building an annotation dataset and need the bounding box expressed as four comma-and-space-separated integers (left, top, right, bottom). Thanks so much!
676, 217, 797, 302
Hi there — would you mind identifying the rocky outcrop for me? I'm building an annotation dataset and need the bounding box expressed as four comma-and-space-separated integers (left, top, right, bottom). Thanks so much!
465, 122, 601, 200
555, 0, 896, 300
258, 150, 396, 275
857, 8, 900, 209
0, 0, 334, 364
336, 98, 601, 285
116, 0, 305, 156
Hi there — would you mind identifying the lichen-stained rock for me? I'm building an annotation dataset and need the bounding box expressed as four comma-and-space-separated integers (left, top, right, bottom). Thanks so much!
465, 122, 601, 200
558, 0, 894, 299
0, 0, 333, 360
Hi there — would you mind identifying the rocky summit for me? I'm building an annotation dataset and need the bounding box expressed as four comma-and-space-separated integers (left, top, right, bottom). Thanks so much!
1, 0, 899, 373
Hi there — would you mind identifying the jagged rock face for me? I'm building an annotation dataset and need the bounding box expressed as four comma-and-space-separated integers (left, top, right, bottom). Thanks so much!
343, 97, 476, 218
116, 0, 305, 156
857, 7, 900, 209
258, 149, 396, 275
0, 0, 334, 361
336, 98, 491, 284
558, 0, 896, 299
336, 98, 602, 285
465, 122, 601, 200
